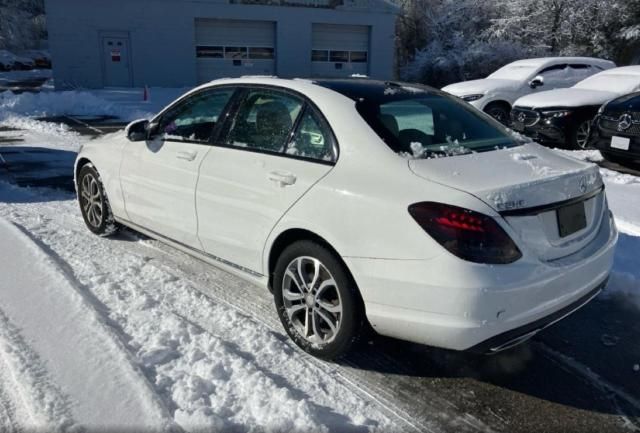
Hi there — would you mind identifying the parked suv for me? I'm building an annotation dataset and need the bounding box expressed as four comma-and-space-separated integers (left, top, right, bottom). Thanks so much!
442, 57, 615, 124
512, 66, 640, 149
590, 92, 640, 165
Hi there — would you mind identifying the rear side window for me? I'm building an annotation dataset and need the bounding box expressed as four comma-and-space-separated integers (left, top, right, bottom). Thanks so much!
285, 107, 336, 162
355, 87, 518, 158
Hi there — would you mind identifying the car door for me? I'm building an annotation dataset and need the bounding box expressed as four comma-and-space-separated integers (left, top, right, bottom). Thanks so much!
196, 87, 337, 275
119, 87, 236, 247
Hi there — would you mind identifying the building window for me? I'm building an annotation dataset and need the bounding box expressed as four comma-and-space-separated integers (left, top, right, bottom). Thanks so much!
329, 50, 349, 63
311, 50, 329, 62
196, 46, 224, 58
225, 47, 248, 60
197, 46, 274, 60
312, 49, 368, 64
249, 47, 275, 60
349, 51, 367, 63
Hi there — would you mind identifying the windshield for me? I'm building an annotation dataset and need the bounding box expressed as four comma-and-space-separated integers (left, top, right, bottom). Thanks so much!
355, 86, 520, 159
488, 64, 538, 81
573, 73, 640, 94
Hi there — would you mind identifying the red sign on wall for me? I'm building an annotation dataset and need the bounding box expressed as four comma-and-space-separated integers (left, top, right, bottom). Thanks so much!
111, 50, 121, 62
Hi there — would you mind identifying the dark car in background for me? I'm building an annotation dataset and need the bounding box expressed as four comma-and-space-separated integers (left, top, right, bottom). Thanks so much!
590, 92, 640, 166
511, 66, 640, 149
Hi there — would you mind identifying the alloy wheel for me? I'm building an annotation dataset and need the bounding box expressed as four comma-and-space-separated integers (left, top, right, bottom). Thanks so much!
80, 173, 103, 228
575, 121, 591, 149
281, 256, 342, 345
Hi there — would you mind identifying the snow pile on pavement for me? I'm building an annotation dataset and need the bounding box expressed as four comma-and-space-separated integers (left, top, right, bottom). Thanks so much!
0, 217, 177, 431
0, 68, 52, 84
0, 86, 189, 123
0, 89, 149, 122
0, 181, 394, 432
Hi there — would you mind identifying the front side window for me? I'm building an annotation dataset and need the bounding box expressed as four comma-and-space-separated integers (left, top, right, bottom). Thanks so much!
157, 88, 235, 143
225, 89, 303, 153
285, 107, 336, 162
355, 86, 519, 158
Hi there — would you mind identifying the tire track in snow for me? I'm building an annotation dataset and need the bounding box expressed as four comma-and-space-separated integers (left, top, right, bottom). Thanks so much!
0, 192, 500, 433
0, 309, 74, 432
0, 199, 399, 432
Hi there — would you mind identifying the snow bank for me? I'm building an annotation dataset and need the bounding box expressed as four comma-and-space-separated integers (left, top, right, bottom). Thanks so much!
0, 180, 393, 432
0, 217, 177, 431
0, 87, 188, 122
0, 89, 148, 122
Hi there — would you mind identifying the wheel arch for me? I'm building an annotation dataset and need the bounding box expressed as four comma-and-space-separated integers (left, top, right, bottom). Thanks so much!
74, 157, 93, 193
483, 99, 512, 113
266, 228, 352, 294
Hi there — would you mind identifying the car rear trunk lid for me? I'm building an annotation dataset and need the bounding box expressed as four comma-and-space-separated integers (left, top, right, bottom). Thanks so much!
408, 143, 606, 261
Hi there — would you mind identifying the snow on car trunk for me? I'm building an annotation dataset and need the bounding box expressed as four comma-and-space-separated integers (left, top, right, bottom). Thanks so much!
409, 143, 606, 261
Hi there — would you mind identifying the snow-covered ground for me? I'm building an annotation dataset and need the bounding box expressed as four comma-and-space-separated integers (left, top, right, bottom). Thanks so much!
0, 68, 51, 84
0, 85, 188, 123
0, 90, 639, 432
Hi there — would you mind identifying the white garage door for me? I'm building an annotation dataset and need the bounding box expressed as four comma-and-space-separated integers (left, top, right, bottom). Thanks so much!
311, 24, 370, 78
195, 19, 276, 83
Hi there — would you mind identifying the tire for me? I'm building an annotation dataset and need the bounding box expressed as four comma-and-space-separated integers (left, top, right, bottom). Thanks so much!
483, 102, 511, 125
77, 164, 120, 236
273, 240, 365, 360
569, 120, 592, 150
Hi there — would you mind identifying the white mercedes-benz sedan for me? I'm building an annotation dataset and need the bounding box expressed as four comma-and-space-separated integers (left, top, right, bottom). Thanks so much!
75, 77, 617, 360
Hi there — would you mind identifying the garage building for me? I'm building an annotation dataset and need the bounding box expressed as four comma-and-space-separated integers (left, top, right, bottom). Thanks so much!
44, 0, 398, 89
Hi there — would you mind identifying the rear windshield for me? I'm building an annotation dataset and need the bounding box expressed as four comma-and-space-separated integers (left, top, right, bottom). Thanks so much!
355, 85, 521, 158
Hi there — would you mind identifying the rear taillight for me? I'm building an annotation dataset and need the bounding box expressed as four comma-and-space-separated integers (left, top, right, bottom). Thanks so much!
408, 202, 522, 264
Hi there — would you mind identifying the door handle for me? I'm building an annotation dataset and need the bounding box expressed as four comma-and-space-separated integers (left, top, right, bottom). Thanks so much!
268, 171, 297, 187
176, 151, 197, 161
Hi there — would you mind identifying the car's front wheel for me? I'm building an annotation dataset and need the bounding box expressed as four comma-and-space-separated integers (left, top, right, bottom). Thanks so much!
273, 240, 365, 360
570, 120, 592, 150
483, 102, 511, 125
77, 164, 120, 236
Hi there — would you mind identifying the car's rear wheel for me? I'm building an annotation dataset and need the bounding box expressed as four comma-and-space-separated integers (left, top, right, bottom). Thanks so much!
273, 240, 365, 360
77, 164, 120, 236
570, 120, 592, 150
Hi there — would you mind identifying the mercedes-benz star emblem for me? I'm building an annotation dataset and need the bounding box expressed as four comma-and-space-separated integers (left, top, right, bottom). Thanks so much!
618, 113, 633, 131
518, 112, 526, 123
578, 176, 588, 193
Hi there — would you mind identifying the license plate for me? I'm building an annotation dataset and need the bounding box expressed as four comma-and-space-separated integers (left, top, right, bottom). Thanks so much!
611, 136, 630, 150
557, 201, 587, 238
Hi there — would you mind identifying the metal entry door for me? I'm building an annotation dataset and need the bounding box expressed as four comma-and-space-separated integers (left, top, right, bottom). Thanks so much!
102, 36, 131, 87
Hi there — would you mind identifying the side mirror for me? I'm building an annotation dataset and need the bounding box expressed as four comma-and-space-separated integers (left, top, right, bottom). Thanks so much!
126, 119, 150, 141
529, 76, 544, 89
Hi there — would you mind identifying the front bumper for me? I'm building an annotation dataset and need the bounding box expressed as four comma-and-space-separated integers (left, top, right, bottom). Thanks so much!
591, 123, 640, 162
511, 113, 570, 145
346, 209, 617, 352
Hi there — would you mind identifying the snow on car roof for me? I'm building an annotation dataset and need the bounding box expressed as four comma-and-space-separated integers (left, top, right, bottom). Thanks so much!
596, 65, 640, 76
507, 57, 614, 68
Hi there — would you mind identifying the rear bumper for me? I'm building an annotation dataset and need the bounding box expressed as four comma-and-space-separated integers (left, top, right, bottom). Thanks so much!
346, 209, 617, 351
467, 280, 605, 354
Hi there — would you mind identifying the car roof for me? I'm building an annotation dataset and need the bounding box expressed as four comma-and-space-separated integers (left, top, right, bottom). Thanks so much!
597, 65, 640, 76
192, 76, 438, 102
506, 57, 615, 68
